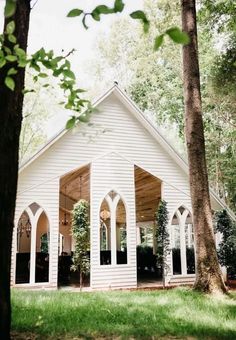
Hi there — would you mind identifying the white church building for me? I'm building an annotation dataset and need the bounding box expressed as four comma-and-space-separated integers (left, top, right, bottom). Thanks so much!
12, 84, 231, 289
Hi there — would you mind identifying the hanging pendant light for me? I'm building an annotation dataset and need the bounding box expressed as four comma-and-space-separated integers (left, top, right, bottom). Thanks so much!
18, 212, 32, 237
61, 185, 69, 226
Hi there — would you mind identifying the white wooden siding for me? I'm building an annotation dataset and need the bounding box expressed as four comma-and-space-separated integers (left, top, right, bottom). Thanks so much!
13, 91, 195, 287
91, 153, 136, 288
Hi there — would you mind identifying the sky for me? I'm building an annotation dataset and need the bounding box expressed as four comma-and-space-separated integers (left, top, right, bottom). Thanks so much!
1, 0, 143, 84
0, 0, 144, 136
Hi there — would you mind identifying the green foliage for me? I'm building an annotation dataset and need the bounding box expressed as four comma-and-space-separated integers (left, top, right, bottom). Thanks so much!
130, 11, 150, 33
67, 0, 125, 30
19, 76, 54, 163
0, 22, 90, 129
71, 200, 90, 286
4, 75, 15, 90
154, 34, 164, 50
199, 0, 236, 33
155, 200, 170, 282
66, 0, 188, 47
67, 9, 83, 17
4, 0, 16, 18
214, 210, 236, 278
165, 27, 190, 44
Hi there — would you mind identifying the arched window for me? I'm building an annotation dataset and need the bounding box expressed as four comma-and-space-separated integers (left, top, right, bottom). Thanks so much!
36, 211, 50, 282
171, 207, 195, 275
15, 204, 51, 285
99, 190, 128, 265
185, 213, 195, 274
100, 199, 111, 265
171, 213, 181, 275
116, 199, 127, 264
16, 211, 32, 284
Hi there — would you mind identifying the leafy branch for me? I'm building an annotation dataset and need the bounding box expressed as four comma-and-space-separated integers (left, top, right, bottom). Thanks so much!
2, 0, 190, 131
67, 0, 189, 50
0, 19, 92, 126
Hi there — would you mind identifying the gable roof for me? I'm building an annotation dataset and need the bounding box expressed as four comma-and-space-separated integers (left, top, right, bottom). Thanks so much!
19, 84, 235, 220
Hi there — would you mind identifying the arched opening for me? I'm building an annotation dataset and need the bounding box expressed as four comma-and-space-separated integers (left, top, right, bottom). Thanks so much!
171, 213, 181, 275
171, 206, 195, 275
134, 166, 162, 283
99, 190, 128, 266
116, 199, 127, 264
185, 213, 195, 274
16, 211, 32, 283
59, 164, 90, 286
35, 211, 50, 282
100, 198, 111, 265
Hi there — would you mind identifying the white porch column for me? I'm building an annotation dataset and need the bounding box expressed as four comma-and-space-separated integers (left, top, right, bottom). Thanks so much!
29, 207, 43, 284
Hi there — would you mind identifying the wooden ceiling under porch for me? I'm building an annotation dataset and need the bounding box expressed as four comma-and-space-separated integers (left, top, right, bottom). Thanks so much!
59, 164, 161, 223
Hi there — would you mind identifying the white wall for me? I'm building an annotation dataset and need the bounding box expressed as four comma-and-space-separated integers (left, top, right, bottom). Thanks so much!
91, 152, 136, 288
13, 91, 195, 287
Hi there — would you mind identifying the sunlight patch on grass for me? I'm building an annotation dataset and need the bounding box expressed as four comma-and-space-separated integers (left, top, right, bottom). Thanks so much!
11, 288, 236, 339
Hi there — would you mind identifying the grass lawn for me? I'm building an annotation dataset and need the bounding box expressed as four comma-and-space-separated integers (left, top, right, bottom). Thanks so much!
11, 287, 236, 339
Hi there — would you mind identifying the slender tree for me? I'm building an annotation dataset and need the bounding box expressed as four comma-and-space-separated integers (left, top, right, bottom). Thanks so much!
0, 1, 31, 338
71, 200, 90, 291
155, 200, 170, 288
181, 0, 226, 294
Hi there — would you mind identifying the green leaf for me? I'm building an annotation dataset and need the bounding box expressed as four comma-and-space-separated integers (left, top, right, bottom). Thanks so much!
78, 113, 90, 123
30, 62, 40, 72
14, 47, 26, 58
143, 21, 150, 34
38, 47, 46, 59
67, 9, 83, 17
38, 73, 48, 78
4, 0, 16, 18
66, 116, 76, 129
166, 27, 190, 44
4, 46, 11, 55
114, 0, 125, 13
7, 67, 17, 75
5, 55, 17, 62
63, 69, 75, 80
5, 76, 15, 90
8, 34, 16, 43
53, 69, 63, 77
18, 59, 28, 68
6, 20, 15, 34
154, 34, 164, 51
91, 11, 101, 21
94, 5, 113, 15
0, 59, 6, 68
130, 11, 150, 33
22, 88, 35, 94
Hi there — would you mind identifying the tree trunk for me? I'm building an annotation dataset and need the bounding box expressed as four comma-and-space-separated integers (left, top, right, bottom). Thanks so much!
0, 1, 31, 338
80, 270, 83, 292
181, 0, 226, 294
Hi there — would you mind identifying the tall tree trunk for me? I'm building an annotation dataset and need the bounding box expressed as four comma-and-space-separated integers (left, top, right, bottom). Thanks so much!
0, 1, 31, 338
80, 270, 83, 291
181, 0, 226, 294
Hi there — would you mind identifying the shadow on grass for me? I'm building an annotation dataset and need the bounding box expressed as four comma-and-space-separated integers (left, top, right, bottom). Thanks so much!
11, 288, 236, 339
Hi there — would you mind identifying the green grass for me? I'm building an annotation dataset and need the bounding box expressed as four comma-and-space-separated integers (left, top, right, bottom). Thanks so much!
12, 287, 236, 339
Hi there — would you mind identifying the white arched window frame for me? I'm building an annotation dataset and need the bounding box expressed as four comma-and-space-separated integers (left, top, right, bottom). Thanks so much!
99, 191, 128, 266
15, 204, 51, 285
171, 207, 195, 276
100, 219, 109, 250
